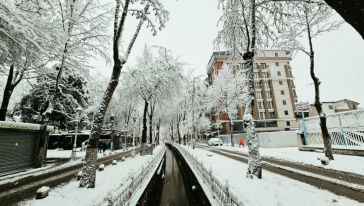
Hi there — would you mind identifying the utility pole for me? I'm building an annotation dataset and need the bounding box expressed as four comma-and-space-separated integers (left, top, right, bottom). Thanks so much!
110, 116, 115, 151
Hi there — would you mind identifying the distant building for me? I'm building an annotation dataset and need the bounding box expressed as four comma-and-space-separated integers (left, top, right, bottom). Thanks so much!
309, 99, 360, 116
207, 50, 299, 133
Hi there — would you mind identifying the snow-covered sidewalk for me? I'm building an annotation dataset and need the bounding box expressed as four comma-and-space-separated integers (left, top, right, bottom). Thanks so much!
0, 147, 135, 185
19, 145, 165, 206
46, 148, 119, 159
214, 144, 364, 176
178, 144, 362, 206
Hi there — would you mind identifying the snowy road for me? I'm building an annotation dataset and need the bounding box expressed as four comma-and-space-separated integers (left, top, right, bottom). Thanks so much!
196, 144, 364, 203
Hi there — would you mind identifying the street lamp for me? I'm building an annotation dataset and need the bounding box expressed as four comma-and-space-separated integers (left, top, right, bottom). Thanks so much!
109, 116, 115, 151
71, 107, 83, 160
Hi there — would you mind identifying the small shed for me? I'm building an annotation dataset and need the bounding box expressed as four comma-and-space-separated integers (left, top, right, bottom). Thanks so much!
0, 121, 53, 176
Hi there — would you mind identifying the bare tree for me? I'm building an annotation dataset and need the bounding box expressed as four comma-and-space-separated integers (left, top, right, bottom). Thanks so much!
0, 0, 55, 120
216, 0, 297, 178
206, 64, 246, 147
292, 2, 341, 160
129, 46, 183, 154
80, 0, 168, 188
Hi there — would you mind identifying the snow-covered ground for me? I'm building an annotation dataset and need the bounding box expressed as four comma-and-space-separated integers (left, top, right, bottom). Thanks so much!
180, 145, 362, 206
214, 144, 364, 176
19, 145, 165, 206
0, 148, 134, 185
47, 148, 116, 158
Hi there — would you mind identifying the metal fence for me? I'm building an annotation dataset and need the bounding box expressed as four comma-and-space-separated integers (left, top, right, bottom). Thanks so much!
173, 143, 241, 206
104, 146, 166, 206
300, 110, 364, 148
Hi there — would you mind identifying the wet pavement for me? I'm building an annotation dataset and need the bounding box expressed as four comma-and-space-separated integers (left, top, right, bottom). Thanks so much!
160, 147, 190, 206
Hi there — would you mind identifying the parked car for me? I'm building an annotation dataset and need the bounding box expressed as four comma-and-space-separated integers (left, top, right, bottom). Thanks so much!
207, 138, 223, 146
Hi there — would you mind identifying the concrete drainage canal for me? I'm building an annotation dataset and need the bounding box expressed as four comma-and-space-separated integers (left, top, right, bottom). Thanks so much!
137, 143, 210, 206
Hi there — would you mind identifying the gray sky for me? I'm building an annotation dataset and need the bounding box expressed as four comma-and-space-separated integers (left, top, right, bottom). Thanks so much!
92, 0, 364, 106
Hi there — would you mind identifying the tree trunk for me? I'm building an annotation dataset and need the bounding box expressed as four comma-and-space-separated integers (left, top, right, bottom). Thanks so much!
170, 121, 174, 141
177, 119, 181, 144
156, 119, 160, 145
79, 61, 123, 188
0, 64, 15, 121
141, 100, 149, 155
309, 50, 334, 160
306, 11, 334, 160
148, 114, 153, 144
230, 122, 234, 146
243, 52, 262, 179
243, 0, 262, 179
80, 0, 137, 188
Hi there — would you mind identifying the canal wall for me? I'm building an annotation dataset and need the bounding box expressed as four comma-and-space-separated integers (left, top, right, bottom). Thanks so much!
137, 143, 211, 206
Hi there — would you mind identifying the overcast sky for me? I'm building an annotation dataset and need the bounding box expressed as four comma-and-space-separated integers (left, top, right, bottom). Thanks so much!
92, 0, 364, 106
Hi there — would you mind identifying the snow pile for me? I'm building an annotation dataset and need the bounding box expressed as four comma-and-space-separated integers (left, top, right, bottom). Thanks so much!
180, 145, 362, 206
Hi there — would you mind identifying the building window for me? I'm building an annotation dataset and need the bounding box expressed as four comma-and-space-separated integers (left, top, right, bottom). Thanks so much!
276, 62, 279, 66
328, 105, 334, 109
293, 89, 297, 97
265, 91, 272, 99
277, 71, 281, 76
281, 90, 285, 95
255, 82, 261, 89
286, 121, 291, 126
275, 52, 278, 57
289, 70, 293, 77
255, 92, 262, 99
283, 100, 287, 105
254, 63, 258, 69
267, 101, 273, 109
290, 80, 295, 88
284, 110, 289, 115
269, 112, 275, 119
279, 80, 283, 85
261, 63, 267, 69
262, 72, 269, 78
254, 72, 259, 78
259, 112, 265, 120
264, 82, 270, 88
258, 102, 264, 109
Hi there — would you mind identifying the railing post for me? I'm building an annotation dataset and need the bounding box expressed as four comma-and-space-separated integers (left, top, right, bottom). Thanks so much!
301, 111, 308, 145
338, 114, 348, 146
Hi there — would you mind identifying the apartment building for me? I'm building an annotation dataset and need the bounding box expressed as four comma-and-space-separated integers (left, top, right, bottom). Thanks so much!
207, 50, 299, 132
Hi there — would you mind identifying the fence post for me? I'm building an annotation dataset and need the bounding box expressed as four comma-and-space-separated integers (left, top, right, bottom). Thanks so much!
338, 114, 348, 146
301, 111, 308, 145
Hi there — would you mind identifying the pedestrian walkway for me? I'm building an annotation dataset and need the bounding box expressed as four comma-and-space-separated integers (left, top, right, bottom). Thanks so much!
217, 144, 364, 176
177, 144, 362, 206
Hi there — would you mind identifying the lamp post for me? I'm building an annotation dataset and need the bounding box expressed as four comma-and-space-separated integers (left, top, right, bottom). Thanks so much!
110, 116, 115, 152
71, 107, 83, 160
132, 116, 137, 158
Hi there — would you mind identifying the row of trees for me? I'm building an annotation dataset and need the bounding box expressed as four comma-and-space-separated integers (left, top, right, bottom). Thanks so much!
1, 0, 360, 188
213, 0, 344, 178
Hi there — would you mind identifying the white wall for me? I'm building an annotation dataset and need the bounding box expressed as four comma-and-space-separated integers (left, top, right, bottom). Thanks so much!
257, 131, 298, 148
